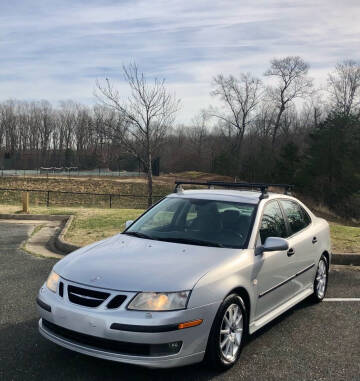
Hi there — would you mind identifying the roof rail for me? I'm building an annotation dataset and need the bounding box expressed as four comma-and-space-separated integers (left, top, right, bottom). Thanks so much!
173, 181, 294, 200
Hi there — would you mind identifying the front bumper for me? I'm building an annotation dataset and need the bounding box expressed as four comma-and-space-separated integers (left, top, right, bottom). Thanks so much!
37, 280, 220, 368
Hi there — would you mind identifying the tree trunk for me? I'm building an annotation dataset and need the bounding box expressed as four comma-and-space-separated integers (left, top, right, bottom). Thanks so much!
147, 151, 153, 207
272, 105, 285, 148
233, 129, 244, 174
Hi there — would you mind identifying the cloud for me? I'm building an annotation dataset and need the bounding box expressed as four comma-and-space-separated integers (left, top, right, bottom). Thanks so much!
0, 0, 359, 122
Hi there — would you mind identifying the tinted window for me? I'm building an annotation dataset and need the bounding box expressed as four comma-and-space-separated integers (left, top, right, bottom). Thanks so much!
280, 200, 310, 235
302, 208, 312, 226
259, 201, 287, 244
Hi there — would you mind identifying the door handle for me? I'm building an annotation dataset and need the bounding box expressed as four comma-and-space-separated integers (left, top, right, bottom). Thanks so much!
312, 237, 318, 244
287, 248, 295, 257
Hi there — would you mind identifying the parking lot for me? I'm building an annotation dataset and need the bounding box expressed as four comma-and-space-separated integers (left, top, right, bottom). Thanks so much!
0, 221, 359, 381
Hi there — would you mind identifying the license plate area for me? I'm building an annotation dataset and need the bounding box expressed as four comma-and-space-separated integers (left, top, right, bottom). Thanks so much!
53, 306, 105, 337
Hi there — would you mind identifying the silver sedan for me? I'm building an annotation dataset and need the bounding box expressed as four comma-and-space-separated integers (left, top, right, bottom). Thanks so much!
37, 182, 331, 370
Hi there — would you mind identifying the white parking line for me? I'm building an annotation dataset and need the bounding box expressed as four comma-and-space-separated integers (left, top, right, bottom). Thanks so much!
324, 298, 360, 301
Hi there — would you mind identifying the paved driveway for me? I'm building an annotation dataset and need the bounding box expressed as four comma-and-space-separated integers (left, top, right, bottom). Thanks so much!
0, 221, 359, 381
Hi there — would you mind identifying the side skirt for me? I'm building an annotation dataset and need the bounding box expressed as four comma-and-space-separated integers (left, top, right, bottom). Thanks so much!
249, 286, 314, 334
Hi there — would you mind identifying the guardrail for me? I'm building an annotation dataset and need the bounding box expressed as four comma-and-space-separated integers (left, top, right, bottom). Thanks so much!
0, 188, 164, 209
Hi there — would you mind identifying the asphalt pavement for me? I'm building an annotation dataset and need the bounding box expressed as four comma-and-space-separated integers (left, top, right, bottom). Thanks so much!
0, 221, 359, 381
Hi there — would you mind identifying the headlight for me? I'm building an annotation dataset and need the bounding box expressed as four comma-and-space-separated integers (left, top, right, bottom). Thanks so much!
46, 270, 60, 293
127, 291, 190, 311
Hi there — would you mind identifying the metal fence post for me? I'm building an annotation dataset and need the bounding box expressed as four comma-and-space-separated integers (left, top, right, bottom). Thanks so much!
109, 194, 112, 209
47, 191, 50, 207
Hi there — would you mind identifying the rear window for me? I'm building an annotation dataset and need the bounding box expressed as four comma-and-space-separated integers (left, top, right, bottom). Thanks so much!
280, 200, 311, 235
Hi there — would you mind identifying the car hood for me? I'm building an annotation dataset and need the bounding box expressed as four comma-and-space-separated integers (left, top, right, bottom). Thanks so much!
54, 234, 242, 292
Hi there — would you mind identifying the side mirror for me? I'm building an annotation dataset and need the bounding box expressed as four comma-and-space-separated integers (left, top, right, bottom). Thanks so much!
125, 220, 134, 229
255, 237, 289, 256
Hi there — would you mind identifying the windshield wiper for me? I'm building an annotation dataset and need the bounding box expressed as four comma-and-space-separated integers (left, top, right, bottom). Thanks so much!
124, 232, 224, 247
123, 231, 153, 240
157, 237, 224, 248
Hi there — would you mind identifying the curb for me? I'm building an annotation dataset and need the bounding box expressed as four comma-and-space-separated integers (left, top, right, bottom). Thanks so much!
55, 215, 81, 254
0, 213, 80, 255
0, 214, 66, 221
332, 253, 360, 266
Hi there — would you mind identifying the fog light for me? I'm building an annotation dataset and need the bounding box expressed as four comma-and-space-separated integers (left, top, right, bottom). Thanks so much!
149, 341, 182, 356
168, 342, 181, 350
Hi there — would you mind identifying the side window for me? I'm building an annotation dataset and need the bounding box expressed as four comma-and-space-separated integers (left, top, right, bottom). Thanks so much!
259, 201, 287, 244
280, 200, 310, 235
302, 208, 312, 226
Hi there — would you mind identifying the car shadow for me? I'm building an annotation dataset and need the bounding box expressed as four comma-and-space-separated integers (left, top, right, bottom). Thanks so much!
245, 295, 316, 344
1, 298, 317, 381
0, 318, 220, 381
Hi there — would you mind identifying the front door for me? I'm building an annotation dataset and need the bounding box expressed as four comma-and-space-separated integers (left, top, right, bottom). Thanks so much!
254, 200, 294, 319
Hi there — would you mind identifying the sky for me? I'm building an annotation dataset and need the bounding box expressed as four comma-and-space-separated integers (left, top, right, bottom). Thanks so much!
1, 0, 360, 123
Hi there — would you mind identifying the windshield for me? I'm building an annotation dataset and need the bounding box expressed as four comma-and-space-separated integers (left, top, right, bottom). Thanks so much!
125, 197, 256, 249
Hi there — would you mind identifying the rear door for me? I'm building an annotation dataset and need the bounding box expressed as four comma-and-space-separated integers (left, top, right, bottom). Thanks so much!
279, 200, 316, 294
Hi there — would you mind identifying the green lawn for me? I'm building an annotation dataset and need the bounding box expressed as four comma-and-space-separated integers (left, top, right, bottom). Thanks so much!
329, 222, 360, 253
1, 204, 359, 253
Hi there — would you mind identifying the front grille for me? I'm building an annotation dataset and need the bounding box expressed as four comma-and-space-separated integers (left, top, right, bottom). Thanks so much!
107, 295, 127, 309
59, 282, 64, 297
42, 319, 181, 356
67, 285, 110, 307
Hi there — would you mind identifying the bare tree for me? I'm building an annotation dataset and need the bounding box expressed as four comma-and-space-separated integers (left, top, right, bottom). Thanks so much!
265, 56, 313, 147
188, 112, 210, 169
59, 101, 77, 152
302, 94, 326, 128
0, 100, 18, 154
96, 63, 180, 206
211, 72, 262, 153
328, 60, 360, 115
38, 101, 54, 164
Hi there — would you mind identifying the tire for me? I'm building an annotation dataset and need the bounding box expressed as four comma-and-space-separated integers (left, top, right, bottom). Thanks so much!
205, 294, 247, 371
312, 254, 329, 302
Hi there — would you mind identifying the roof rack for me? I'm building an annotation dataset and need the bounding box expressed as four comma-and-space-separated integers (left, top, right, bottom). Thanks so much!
173, 181, 294, 200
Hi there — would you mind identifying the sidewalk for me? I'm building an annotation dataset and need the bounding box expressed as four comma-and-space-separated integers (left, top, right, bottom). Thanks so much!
2, 218, 64, 259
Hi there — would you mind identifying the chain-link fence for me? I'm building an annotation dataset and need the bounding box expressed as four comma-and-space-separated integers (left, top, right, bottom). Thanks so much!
0, 188, 164, 209
0, 169, 144, 178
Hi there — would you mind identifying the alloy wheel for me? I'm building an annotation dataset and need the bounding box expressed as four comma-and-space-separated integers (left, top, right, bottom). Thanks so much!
316, 259, 327, 299
219, 303, 243, 363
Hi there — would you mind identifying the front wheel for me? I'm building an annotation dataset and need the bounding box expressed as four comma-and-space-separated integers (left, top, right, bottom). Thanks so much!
312, 255, 329, 302
205, 294, 247, 370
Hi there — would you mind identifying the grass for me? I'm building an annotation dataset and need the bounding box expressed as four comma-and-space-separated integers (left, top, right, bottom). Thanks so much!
1, 203, 359, 253
0, 205, 144, 246
329, 223, 360, 253
65, 208, 144, 246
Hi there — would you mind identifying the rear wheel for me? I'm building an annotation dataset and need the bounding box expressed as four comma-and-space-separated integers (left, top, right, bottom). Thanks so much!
205, 294, 247, 370
312, 255, 328, 302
